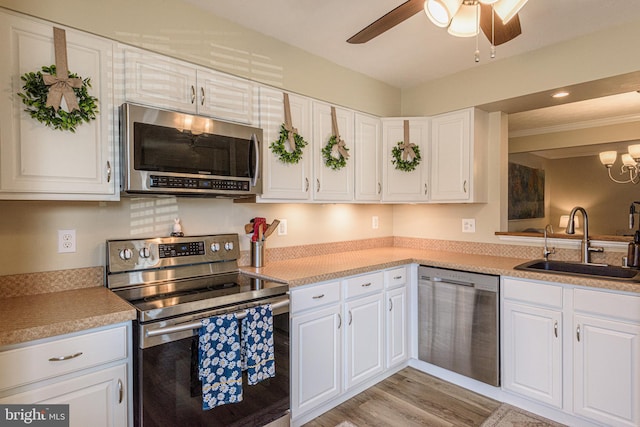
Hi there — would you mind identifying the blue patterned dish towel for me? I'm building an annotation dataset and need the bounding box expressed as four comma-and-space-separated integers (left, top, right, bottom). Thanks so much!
198, 313, 243, 410
241, 304, 276, 385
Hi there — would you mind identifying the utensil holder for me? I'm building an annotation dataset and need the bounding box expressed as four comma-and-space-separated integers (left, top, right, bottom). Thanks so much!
251, 241, 265, 267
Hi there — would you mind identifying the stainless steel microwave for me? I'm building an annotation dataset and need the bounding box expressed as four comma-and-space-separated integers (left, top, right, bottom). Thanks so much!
120, 103, 262, 197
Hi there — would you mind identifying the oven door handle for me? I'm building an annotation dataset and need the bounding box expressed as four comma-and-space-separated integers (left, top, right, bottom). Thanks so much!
145, 298, 289, 338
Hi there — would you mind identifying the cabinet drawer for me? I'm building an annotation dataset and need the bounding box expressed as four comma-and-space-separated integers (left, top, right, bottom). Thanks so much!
574, 288, 640, 322
0, 325, 127, 391
503, 277, 562, 308
344, 271, 384, 300
385, 266, 408, 289
291, 281, 340, 313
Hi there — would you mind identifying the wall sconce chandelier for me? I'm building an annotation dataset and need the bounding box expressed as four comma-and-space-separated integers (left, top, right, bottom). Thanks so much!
599, 144, 640, 184
424, 0, 528, 61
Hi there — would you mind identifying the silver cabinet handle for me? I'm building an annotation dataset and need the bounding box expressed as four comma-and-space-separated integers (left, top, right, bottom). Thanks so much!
348, 310, 353, 326
424, 183, 428, 195
312, 294, 325, 299
393, 275, 402, 280
389, 298, 393, 312
316, 178, 320, 192
554, 321, 558, 338
576, 325, 581, 342
118, 379, 123, 404
200, 87, 205, 106
378, 182, 381, 194
305, 178, 309, 192
337, 313, 342, 329
106, 161, 111, 183
49, 352, 83, 362
463, 180, 467, 193
361, 282, 371, 287
191, 85, 196, 104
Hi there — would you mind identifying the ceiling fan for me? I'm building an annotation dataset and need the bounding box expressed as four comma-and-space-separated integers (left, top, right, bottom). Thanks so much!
347, 0, 526, 47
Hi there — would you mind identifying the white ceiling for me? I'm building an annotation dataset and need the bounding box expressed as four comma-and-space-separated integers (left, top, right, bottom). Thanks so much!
187, 0, 640, 131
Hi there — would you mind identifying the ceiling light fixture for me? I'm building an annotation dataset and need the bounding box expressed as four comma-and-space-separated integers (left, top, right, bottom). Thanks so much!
599, 144, 640, 184
424, 0, 528, 61
551, 91, 570, 98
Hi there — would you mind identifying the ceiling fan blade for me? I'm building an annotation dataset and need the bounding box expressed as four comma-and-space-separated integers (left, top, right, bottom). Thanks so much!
347, 0, 425, 44
479, 3, 522, 46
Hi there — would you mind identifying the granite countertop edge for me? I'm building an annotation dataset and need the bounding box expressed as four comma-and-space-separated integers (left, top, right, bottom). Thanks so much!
240, 247, 640, 295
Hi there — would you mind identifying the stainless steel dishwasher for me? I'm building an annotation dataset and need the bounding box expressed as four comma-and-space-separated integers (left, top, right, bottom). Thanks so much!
418, 265, 500, 386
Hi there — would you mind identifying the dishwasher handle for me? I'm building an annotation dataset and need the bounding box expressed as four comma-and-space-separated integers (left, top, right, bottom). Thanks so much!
420, 276, 475, 287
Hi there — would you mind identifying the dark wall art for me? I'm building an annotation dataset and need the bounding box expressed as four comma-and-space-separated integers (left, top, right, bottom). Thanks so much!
508, 162, 545, 220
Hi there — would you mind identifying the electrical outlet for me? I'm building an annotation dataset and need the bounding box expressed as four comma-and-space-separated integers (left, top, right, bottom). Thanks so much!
58, 229, 76, 253
372, 216, 379, 229
462, 218, 476, 233
277, 219, 288, 236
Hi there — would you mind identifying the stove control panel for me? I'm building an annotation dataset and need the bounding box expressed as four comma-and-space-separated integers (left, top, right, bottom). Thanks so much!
106, 234, 240, 274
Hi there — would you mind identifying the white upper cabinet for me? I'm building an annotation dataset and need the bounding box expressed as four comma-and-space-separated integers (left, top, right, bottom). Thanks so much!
123, 47, 256, 124
381, 118, 430, 202
258, 86, 312, 200
312, 102, 354, 202
429, 108, 488, 203
0, 11, 116, 200
354, 113, 382, 202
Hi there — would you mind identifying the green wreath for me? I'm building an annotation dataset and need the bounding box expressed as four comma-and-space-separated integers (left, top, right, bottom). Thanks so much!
322, 135, 349, 170
269, 123, 308, 164
18, 65, 98, 132
391, 141, 421, 172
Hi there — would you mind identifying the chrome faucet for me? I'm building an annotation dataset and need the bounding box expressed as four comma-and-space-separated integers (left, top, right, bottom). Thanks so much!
566, 206, 604, 264
543, 224, 555, 261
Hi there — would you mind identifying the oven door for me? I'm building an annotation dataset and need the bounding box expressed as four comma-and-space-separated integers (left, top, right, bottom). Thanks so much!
133, 297, 289, 427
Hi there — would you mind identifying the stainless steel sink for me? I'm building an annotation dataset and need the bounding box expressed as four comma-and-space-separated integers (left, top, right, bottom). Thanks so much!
514, 259, 640, 282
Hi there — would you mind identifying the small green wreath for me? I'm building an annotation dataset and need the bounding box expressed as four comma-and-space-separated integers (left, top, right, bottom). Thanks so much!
322, 135, 349, 170
391, 141, 421, 172
18, 65, 98, 132
269, 123, 308, 164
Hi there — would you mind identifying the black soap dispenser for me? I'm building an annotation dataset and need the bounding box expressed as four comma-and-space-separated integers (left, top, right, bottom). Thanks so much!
628, 231, 640, 268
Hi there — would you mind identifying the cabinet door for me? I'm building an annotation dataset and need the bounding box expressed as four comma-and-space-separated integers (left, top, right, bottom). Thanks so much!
429, 109, 470, 201
345, 293, 384, 389
502, 301, 562, 408
0, 364, 127, 427
574, 314, 640, 427
381, 118, 429, 202
124, 47, 197, 113
291, 304, 341, 418
386, 286, 408, 368
354, 113, 381, 201
312, 102, 354, 201
258, 87, 312, 200
196, 68, 256, 124
0, 12, 115, 199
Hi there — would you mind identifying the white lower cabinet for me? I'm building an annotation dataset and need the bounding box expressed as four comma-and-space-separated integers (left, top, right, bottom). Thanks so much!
290, 266, 410, 423
502, 277, 640, 427
0, 323, 130, 427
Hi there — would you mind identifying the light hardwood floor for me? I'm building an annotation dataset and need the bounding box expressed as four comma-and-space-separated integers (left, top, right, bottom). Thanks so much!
303, 367, 501, 427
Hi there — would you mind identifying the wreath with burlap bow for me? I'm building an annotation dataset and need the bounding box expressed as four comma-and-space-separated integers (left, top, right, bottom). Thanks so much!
322, 135, 349, 170
391, 140, 421, 172
17, 28, 98, 133
270, 123, 308, 164
18, 65, 98, 132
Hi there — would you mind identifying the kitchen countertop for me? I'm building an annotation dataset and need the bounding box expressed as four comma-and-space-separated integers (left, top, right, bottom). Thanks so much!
3, 246, 638, 348
0, 286, 136, 347
240, 247, 640, 294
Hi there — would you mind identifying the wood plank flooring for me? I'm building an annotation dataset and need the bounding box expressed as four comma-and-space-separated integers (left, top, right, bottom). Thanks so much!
303, 367, 501, 427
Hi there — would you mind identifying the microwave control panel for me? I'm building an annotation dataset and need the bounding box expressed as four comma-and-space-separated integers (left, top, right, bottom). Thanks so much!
149, 175, 249, 192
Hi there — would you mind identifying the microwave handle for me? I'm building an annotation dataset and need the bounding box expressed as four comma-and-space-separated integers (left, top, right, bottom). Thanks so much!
250, 133, 260, 187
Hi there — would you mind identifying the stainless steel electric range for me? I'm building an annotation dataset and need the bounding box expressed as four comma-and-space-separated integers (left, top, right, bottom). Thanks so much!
106, 233, 289, 427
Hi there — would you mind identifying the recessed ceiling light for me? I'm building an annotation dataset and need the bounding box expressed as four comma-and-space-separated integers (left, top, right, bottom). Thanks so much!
551, 91, 570, 98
